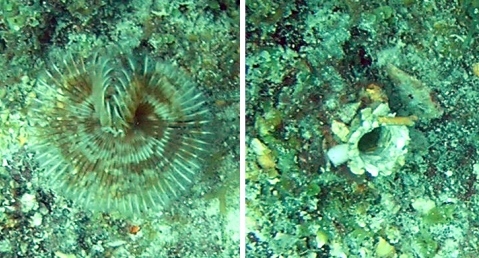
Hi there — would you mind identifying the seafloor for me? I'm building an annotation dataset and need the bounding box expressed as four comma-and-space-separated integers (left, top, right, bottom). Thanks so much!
0, 0, 239, 257
247, 1, 479, 257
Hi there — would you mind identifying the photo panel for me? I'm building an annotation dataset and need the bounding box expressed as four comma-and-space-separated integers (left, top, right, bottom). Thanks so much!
0, 1, 240, 257
246, 1, 470, 257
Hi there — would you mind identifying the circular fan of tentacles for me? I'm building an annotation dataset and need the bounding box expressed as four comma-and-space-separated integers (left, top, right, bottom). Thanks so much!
33, 51, 211, 216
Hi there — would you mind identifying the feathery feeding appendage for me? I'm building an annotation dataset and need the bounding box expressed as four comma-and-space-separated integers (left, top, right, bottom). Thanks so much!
33, 52, 211, 216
